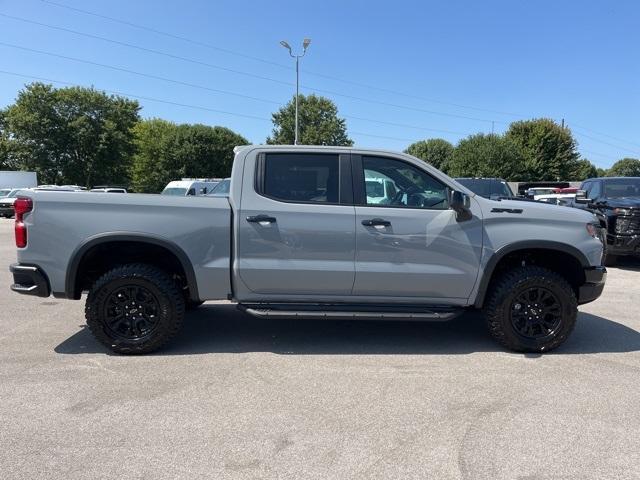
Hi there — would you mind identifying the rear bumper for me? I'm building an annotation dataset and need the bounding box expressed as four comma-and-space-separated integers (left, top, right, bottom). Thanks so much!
10, 263, 51, 298
578, 266, 607, 305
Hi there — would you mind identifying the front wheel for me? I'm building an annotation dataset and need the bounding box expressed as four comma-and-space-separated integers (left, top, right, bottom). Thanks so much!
483, 266, 577, 353
85, 263, 185, 354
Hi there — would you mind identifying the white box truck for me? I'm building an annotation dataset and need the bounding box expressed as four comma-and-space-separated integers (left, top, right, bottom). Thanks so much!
0, 171, 38, 189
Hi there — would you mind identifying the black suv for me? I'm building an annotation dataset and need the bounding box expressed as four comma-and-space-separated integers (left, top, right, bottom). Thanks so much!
572, 177, 640, 265
454, 178, 515, 199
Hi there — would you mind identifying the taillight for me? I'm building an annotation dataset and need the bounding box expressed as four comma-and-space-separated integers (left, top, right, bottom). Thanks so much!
14, 197, 33, 248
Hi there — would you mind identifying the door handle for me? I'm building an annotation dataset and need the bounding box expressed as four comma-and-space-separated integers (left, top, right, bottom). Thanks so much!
361, 218, 391, 227
246, 214, 277, 224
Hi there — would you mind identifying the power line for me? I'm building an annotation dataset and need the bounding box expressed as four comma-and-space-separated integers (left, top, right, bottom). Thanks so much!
0, 14, 499, 124
0, 40, 500, 128
0, 41, 285, 104
36, 0, 525, 119
0, 69, 471, 144
570, 123, 640, 150
37, 0, 292, 72
573, 131, 640, 157
0, 70, 273, 122
31, 0, 640, 146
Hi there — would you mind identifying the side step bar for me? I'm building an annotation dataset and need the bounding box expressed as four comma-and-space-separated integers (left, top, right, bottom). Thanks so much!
238, 303, 462, 322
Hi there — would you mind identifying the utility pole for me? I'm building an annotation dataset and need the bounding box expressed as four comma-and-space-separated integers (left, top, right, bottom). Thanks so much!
280, 38, 311, 145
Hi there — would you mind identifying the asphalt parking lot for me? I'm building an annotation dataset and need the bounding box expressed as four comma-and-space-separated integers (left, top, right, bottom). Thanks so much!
0, 219, 639, 479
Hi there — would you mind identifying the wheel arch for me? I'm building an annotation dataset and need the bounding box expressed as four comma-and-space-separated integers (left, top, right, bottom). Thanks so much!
65, 232, 199, 302
474, 240, 589, 308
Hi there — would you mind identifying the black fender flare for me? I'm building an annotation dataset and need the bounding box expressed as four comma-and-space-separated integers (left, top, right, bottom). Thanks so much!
65, 232, 200, 301
473, 240, 590, 308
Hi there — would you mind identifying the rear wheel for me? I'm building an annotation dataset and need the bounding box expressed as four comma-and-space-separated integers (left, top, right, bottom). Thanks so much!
85, 263, 185, 354
483, 266, 577, 353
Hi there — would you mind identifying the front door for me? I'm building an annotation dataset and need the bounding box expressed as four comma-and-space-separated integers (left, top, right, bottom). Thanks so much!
237, 151, 355, 296
352, 155, 483, 300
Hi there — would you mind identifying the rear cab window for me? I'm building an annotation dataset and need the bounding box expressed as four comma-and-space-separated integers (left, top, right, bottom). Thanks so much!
258, 153, 341, 204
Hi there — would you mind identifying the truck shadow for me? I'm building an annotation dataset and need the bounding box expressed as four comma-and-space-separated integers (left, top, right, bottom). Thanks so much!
613, 256, 640, 272
55, 305, 640, 356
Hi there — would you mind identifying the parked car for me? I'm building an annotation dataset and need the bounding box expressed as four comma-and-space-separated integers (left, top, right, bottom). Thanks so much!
9, 145, 605, 355
206, 178, 230, 197
534, 193, 577, 206
161, 179, 220, 196
0, 188, 22, 217
526, 187, 559, 200
569, 177, 640, 265
455, 178, 515, 199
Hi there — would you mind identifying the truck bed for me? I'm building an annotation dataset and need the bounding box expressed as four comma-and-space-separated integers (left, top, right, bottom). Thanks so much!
18, 191, 232, 300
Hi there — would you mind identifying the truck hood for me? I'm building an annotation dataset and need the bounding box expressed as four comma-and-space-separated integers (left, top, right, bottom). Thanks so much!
601, 197, 640, 209
480, 197, 597, 223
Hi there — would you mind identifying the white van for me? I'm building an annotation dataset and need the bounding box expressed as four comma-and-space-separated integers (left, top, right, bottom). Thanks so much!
161, 178, 221, 196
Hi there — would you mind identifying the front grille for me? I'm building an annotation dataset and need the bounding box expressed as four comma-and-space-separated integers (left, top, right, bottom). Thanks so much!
616, 209, 640, 234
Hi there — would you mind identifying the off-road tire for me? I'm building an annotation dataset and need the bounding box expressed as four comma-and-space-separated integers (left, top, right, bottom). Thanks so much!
85, 263, 185, 354
483, 266, 577, 353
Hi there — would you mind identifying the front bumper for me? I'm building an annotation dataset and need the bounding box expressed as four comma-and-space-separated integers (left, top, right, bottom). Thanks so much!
10, 264, 51, 298
606, 234, 640, 256
578, 266, 607, 305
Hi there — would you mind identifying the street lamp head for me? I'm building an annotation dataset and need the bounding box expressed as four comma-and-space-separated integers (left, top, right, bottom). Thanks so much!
302, 38, 311, 50
280, 40, 292, 52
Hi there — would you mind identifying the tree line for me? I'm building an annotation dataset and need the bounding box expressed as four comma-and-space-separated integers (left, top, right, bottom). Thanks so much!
0, 83, 638, 192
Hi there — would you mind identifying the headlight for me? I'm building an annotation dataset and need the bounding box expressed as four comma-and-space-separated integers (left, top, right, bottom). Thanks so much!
613, 208, 631, 215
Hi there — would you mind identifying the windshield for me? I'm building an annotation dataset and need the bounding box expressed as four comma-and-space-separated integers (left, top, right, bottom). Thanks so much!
0, 189, 11, 197
161, 187, 188, 196
456, 179, 513, 198
210, 179, 230, 195
604, 178, 640, 198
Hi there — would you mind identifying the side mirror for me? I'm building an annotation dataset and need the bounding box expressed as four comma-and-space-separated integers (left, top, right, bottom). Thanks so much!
574, 190, 591, 204
450, 190, 472, 221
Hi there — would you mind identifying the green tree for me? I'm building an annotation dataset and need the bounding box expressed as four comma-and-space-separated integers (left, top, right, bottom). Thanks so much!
506, 118, 580, 181
574, 158, 599, 180
130, 120, 248, 193
404, 138, 454, 172
596, 167, 608, 177
267, 94, 353, 146
2, 82, 140, 186
607, 158, 640, 177
0, 109, 12, 169
448, 133, 525, 180
130, 118, 176, 193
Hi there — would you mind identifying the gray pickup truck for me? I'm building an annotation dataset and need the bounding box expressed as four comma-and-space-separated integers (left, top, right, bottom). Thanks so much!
9, 145, 606, 354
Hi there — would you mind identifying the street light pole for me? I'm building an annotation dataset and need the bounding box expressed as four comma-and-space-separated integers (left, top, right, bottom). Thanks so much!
280, 38, 311, 145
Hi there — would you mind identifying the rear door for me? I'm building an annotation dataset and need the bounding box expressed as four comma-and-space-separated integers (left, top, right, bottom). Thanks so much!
236, 151, 356, 296
352, 154, 483, 300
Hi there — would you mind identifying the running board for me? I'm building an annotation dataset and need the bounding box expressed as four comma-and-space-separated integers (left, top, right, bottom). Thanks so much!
238, 303, 462, 322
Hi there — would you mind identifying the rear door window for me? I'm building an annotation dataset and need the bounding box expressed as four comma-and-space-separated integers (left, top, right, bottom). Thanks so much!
262, 153, 340, 204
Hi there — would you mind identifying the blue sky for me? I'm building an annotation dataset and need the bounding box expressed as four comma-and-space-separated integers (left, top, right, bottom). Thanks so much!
0, 0, 638, 168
